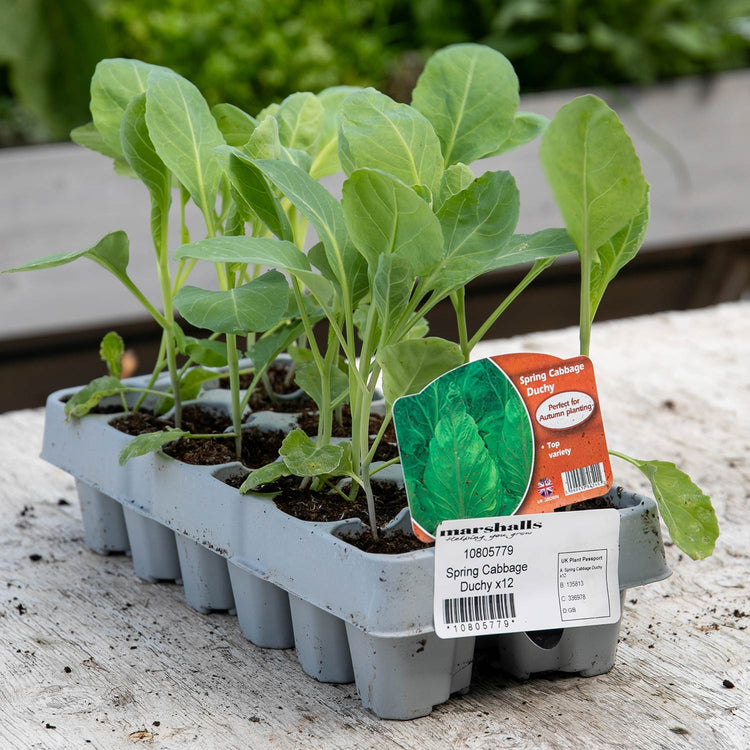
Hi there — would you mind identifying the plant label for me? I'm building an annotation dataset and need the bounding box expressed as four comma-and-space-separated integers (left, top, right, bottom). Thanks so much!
393, 354, 612, 541
433, 508, 621, 638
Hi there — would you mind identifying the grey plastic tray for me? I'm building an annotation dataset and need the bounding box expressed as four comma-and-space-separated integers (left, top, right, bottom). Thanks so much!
42, 382, 671, 719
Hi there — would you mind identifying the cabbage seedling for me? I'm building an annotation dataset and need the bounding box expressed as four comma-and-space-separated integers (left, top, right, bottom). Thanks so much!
540, 95, 718, 559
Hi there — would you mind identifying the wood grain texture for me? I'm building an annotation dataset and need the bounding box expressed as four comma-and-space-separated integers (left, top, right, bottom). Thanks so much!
1, 302, 748, 749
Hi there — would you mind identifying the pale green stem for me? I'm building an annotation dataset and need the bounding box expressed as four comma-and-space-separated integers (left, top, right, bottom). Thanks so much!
322, 478, 353, 503
320, 245, 361, 468
134, 336, 167, 412
218, 177, 232, 226
199, 194, 228, 292
309, 140, 336, 180
331, 390, 349, 410
390, 282, 429, 342
154, 203, 182, 428
362, 470, 378, 540
172, 258, 198, 294
291, 279, 326, 369
297, 280, 369, 392
287, 205, 309, 253
348, 386, 366, 499
172, 259, 186, 294
291, 210, 308, 249
239, 369, 262, 414
316, 327, 339, 446
158, 283, 181, 427
364, 405, 392, 468
392, 288, 445, 344
185, 432, 239, 440
355, 303, 379, 451
451, 288, 470, 362
580, 255, 592, 357
467, 261, 552, 351
226, 333, 243, 458
215, 262, 229, 291
260, 371, 275, 400
179, 184, 191, 244
113, 273, 168, 330
289, 276, 334, 445
358, 364, 383, 502
350, 304, 382, 538
122, 386, 174, 398
368, 456, 401, 477
348, 355, 379, 538
609, 449, 638, 466
283, 360, 297, 388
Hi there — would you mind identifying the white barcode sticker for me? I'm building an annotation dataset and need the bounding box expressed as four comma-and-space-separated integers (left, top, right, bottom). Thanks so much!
561, 462, 606, 495
433, 509, 620, 638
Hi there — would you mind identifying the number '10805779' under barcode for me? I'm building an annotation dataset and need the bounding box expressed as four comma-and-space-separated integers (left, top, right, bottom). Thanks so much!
561, 462, 606, 496
443, 593, 516, 625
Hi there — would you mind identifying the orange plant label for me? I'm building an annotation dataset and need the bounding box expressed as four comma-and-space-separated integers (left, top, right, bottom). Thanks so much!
393, 353, 613, 541
491, 353, 612, 514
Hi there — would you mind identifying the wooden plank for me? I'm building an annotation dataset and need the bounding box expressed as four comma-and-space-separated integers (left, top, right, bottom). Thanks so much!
1, 302, 748, 748
488, 69, 750, 249
0, 145, 217, 342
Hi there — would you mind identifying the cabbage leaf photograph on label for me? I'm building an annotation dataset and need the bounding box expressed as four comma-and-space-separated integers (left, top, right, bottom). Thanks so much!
393, 359, 534, 541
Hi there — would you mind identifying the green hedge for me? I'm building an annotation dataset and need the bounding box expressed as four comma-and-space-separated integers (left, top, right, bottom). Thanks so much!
99, 0, 402, 113
479, 0, 750, 90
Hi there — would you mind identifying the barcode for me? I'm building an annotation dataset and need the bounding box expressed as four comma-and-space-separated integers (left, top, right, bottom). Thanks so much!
443, 593, 516, 625
561, 462, 606, 495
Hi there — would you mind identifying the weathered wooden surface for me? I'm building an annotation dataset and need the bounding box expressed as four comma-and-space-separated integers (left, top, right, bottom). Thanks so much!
1, 70, 749, 341
1, 302, 748, 749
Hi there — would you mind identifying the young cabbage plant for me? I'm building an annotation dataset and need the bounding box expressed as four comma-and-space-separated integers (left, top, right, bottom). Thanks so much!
6, 59, 232, 423
212, 84, 363, 423
221, 44, 577, 539
539, 95, 718, 560
120, 84, 360, 464
7, 59, 355, 434
409, 43, 557, 361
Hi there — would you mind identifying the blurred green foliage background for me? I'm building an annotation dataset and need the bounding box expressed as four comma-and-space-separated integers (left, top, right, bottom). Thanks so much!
1, 0, 749, 146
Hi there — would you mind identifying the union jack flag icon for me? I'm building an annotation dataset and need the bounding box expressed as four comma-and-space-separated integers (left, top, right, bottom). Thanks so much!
537, 477, 554, 497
